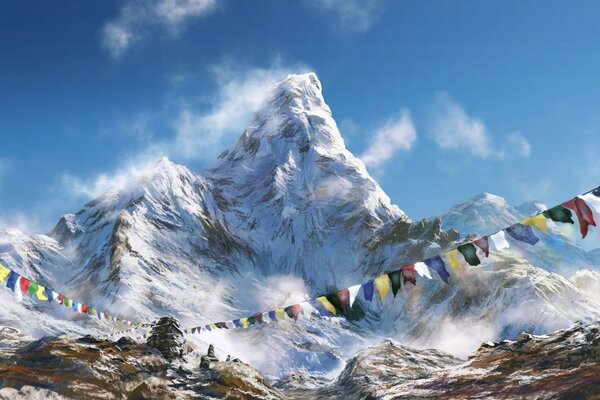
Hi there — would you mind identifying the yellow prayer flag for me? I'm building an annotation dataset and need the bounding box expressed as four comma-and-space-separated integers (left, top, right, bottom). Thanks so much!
445, 249, 462, 270
374, 273, 390, 302
36, 285, 48, 301
0, 263, 9, 283
275, 308, 286, 320
240, 318, 249, 329
316, 297, 337, 315
522, 214, 549, 234
210, 323, 218, 331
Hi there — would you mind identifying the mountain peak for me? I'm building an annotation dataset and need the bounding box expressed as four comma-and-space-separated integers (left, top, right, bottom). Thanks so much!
217, 72, 346, 164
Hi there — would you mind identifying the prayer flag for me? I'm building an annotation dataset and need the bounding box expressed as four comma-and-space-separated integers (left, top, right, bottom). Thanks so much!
388, 270, 402, 296
582, 193, 600, 216
401, 264, 416, 285
337, 288, 350, 308
348, 284, 361, 308
505, 224, 539, 245
522, 214, 549, 233
19, 277, 31, 295
247, 316, 256, 325
72, 300, 79, 312
474, 236, 490, 257
255, 313, 263, 324
543, 205, 574, 224
261, 312, 270, 323
414, 262, 432, 279
309, 299, 331, 316
362, 279, 374, 302
0, 264, 9, 283
275, 308, 286, 320
36, 285, 48, 301
205, 324, 212, 332
27, 282, 38, 297
14, 277, 23, 302
285, 304, 302, 321
43, 287, 53, 303
210, 323, 218, 330
268, 311, 277, 321
374, 273, 390, 301
490, 231, 510, 250
563, 198, 596, 238
300, 301, 316, 316
444, 249, 462, 270
425, 256, 450, 283
457, 243, 481, 266
240, 318, 249, 329
6, 271, 19, 292
325, 293, 344, 313
316, 296, 337, 315
233, 319, 242, 328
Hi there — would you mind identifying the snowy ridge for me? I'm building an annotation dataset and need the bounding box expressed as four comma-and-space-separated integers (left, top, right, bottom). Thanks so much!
0, 73, 599, 376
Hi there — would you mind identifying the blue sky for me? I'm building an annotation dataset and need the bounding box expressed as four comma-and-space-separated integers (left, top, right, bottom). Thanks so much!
1, 0, 600, 233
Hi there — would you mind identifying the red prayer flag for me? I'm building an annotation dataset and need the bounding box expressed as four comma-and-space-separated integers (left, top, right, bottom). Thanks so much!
19, 277, 31, 294
58, 293, 64, 305
290, 304, 302, 321
81, 305, 88, 314
401, 264, 416, 285
337, 288, 350, 308
255, 313, 263, 324
474, 236, 490, 257
563, 198, 597, 238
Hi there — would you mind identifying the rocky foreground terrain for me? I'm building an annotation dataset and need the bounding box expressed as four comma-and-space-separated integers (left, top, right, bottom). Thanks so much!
0, 320, 598, 399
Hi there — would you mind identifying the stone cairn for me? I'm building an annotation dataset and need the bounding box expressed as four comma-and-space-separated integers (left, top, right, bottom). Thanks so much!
146, 317, 186, 362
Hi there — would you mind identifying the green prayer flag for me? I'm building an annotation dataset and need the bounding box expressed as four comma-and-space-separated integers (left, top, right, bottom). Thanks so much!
27, 281, 39, 297
457, 243, 481, 266
248, 315, 256, 325
388, 270, 402, 297
543, 205, 574, 224
325, 293, 345, 312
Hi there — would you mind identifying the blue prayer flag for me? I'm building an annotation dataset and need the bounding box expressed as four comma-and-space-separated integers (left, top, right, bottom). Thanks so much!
505, 223, 539, 245
362, 279, 374, 301
6, 271, 19, 292
425, 256, 450, 283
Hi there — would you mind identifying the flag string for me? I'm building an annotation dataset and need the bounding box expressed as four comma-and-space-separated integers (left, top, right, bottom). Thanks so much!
179, 185, 600, 335
0, 264, 153, 329
1, 185, 599, 338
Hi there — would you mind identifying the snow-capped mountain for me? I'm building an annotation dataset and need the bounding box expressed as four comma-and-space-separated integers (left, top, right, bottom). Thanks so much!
1, 73, 599, 376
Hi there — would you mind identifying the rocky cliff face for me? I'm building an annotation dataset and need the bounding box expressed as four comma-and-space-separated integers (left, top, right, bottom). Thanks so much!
1, 320, 598, 399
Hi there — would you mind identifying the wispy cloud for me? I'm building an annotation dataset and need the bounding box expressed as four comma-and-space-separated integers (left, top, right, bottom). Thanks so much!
360, 108, 416, 168
169, 58, 311, 161
60, 59, 311, 200
102, 0, 218, 58
429, 92, 531, 160
307, 0, 386, 34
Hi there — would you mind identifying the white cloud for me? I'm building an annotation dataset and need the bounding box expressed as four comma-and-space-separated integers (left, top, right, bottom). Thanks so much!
505, 131, 531, 157
307, 0, 385, 34
61, 148, 166, 200
169, 59, 311, 161
430, 92, 491, 158
360, 108, 416, 167
430, 92, 531, 160
61, 59, 310, 200
102, 0, 217, 58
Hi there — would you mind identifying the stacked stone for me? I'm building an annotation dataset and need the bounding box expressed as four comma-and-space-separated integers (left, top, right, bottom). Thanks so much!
146, 317, 186, 361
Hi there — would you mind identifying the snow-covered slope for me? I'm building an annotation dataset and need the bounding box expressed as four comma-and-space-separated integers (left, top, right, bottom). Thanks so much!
0, 73, 599, 376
